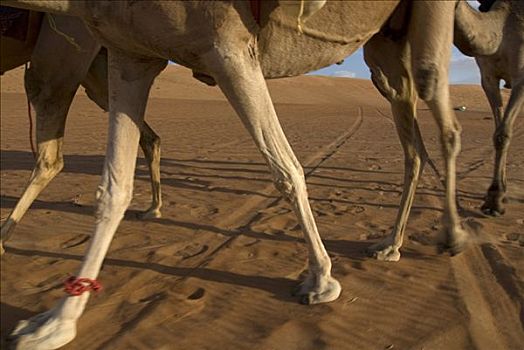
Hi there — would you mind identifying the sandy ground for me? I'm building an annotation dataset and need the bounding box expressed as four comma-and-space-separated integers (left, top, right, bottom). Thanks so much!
1, 65, 523, 349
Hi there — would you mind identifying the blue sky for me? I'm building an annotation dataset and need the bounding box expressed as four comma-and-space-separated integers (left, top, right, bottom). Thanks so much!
311, 1, 482, 85
311, 46, 481, 85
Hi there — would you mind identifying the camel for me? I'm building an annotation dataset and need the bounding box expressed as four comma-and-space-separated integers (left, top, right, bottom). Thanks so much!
0, 12, 164, 253
2, 1, 463, 348
361, 0, 523, 259
454, 0, 523, 216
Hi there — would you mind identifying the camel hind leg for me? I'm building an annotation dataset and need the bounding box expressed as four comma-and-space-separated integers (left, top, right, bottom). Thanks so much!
0, 70, 71, 250
482, 78, 524, 216
0, 15, 100, 252
410, 0, 468, 254
363, 34, 427, 261
202, 40, 340, 305
137, 122, 162, 219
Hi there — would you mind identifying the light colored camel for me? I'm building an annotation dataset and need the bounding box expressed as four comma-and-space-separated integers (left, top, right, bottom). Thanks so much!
3, 1, 464, 349
0, 13, 164, 253
454, 0, 523, 216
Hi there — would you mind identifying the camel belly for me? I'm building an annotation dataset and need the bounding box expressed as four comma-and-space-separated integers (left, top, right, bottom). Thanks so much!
258, 0, 400, 78
80, 0, 400, 80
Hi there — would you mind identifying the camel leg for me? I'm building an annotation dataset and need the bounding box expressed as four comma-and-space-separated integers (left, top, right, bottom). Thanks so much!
410, 0, 468, 254
0, 16, 100, 253
9, 50, 166, 350
368, 97, 424, 261
81, 48, 163, 219
478, 69, 504, 215
479, 68, 503, 127
363, 35, 426, 261
0, 71, 73, 252
483, 78, 524, 216
137, 121, 162, 219
202, 43, 340, 305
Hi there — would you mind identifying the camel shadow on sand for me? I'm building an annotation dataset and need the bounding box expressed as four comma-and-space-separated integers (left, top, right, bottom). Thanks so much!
0, 150, 487, 207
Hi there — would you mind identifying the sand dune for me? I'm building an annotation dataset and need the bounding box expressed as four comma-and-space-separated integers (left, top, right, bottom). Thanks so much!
1, 65, 523, 349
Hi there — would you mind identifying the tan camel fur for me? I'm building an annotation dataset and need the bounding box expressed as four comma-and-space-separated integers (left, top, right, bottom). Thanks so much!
363, 0, 524, 259
363, 26, 433, 262
454, 0, 523, 216
3, 1, 464, 348
0, 13, 164, 254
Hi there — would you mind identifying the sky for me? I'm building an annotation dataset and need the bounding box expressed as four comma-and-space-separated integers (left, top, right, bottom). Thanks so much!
311, 46, 481, 85
311, 0, 482, 85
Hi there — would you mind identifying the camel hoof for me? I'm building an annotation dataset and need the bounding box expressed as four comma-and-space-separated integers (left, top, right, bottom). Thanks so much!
0, 241, 4, 256
481, 202, 505, 217
366, 239, 401, 262
8, 309, 77, 350
136, 208, 162, 220
293, 275, 341, 305
438, 241, 465, 256
438, 228, 468, 256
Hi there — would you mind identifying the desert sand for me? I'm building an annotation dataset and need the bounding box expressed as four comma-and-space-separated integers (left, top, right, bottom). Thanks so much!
1, 65, 523, 349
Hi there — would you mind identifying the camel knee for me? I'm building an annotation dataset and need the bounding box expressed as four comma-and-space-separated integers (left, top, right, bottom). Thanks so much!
405, 151, 422, 172
34, 157, 63, 179
493, 127, 510, 151
32, 144, 64, 182
414, 63, 439, 101
272, 165, 306, 202
95, 184, 133, 221
441, 127, 461, 158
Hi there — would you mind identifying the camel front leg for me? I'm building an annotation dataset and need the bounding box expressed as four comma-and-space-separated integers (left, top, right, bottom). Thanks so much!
81, 49, 163, 220
203, 43, 340, 305
9, 50, 166, 350
137, 121, 162, 219
482, 78, 524, 216
410, 0, 468, 254
479, 68, 503, 127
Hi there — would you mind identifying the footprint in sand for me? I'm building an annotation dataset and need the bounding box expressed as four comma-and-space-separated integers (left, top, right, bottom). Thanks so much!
174, 202, 218, 219
348, 205, 365, 214
187, 287, 206, 300
358, 232, 385, 241
21, 273, 68, 295
175, 243, 209, 260
104, 288, 208, 347
355, 221, 391, 240
251, 209, 298, 236
313, 202, 353, 217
